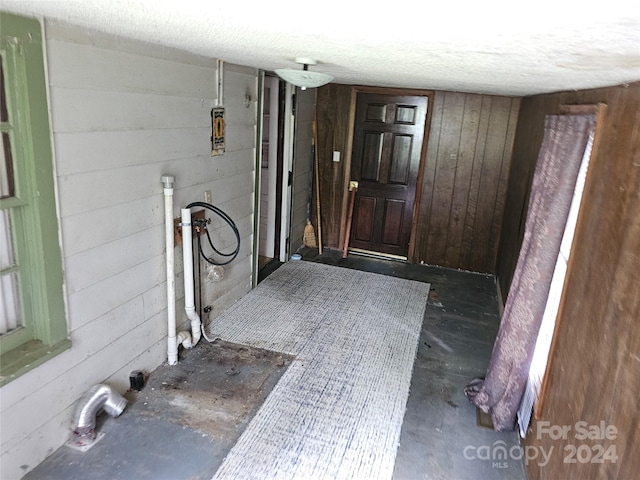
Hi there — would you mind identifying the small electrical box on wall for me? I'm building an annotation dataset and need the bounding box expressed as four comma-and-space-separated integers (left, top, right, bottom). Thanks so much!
211, 107, 225, 156
174, 209, 206, 246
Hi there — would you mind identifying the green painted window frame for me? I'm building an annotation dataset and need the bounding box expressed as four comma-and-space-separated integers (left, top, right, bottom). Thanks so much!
0, 12, 69, 386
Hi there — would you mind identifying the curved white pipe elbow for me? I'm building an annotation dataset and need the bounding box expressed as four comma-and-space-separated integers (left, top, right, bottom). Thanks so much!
177, 330, 193, 349
181, 208, 202, 349
192, 318, 202, 345
71, 384, 127, 447
185, 307, 202, 346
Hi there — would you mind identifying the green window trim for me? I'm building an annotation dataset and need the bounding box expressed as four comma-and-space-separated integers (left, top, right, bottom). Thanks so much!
0, 12, 69, 386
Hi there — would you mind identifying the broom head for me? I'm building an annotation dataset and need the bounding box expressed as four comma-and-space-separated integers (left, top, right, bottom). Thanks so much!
304, 220, 317, 248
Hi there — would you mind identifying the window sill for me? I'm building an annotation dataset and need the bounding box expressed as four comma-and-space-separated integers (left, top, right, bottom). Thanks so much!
0, 338, 71, 387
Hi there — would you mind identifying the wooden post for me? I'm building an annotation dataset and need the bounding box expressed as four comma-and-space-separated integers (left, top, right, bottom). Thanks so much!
313, 112, 323, 255
342, 181, 358, 258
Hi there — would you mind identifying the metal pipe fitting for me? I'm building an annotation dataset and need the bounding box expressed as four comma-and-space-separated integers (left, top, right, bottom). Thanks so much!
70, 384, 127, 446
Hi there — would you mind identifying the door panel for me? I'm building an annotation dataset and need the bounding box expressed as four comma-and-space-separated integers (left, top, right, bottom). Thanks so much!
361, 132, 384, 181
389, 134, 412, 184
354, 196, 376, 242
382, 199, 404, 245
366, 103, 387, 122
350, 93, 428, 257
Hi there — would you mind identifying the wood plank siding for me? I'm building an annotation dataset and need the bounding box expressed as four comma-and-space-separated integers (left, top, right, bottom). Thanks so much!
0, 22, 258, 478
497, 83, 640, 479
316, 85, 519, 273
415, 92, 519, 273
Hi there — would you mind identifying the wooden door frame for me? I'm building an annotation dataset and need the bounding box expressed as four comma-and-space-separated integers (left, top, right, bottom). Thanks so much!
340, 86, 435, 262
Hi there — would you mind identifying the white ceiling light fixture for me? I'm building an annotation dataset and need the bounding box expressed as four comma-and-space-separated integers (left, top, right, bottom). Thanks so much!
275, 58, 334, 90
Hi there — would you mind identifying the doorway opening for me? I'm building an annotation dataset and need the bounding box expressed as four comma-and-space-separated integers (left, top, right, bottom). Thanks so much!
345, 88, 433, 261
256, 75, 285, 282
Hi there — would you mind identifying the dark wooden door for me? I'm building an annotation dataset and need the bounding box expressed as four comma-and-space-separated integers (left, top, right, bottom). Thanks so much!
350, 93, 428, 257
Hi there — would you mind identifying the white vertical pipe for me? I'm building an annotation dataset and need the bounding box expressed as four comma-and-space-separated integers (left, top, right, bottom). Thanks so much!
217, 59, 224, 107
162, 176, 178, 365
181, 208, 201, 347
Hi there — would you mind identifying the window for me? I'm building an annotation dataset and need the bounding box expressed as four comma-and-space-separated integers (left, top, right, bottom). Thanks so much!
0, 12, 69, 385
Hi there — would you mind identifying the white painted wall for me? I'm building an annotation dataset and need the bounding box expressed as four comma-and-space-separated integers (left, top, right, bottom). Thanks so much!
289, 88, 315, 254
258, 82, 271, 257
0, 20, 257, 479
258, 76, 279, 259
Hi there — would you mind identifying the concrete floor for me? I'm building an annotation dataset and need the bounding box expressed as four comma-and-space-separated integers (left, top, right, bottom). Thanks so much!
301, 248, 527, 480
24, 341, 293, 480
25, 249, 527, 480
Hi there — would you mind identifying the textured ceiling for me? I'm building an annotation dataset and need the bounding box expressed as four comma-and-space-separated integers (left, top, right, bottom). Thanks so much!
2, 0, 639, 96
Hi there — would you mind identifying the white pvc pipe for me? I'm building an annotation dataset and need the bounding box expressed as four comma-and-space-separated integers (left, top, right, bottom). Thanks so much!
162, 176, 178, 365
180, 208, 201, 348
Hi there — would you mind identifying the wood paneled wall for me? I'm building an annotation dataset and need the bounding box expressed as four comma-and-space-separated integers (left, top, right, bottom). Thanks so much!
315, 86, 519, 274
290, 88, 315, 254
315, 84, 354, 250
496, 96, 555, 298
414, 92, 519, 272
497, 83, 640, 479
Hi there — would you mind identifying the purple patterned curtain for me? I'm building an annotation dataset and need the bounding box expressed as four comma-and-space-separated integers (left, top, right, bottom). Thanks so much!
465, 114, 595, 430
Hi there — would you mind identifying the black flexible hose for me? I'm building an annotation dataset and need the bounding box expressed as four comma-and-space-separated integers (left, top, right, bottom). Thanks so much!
197, 232, 203, 320
185, 201, 240, 266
